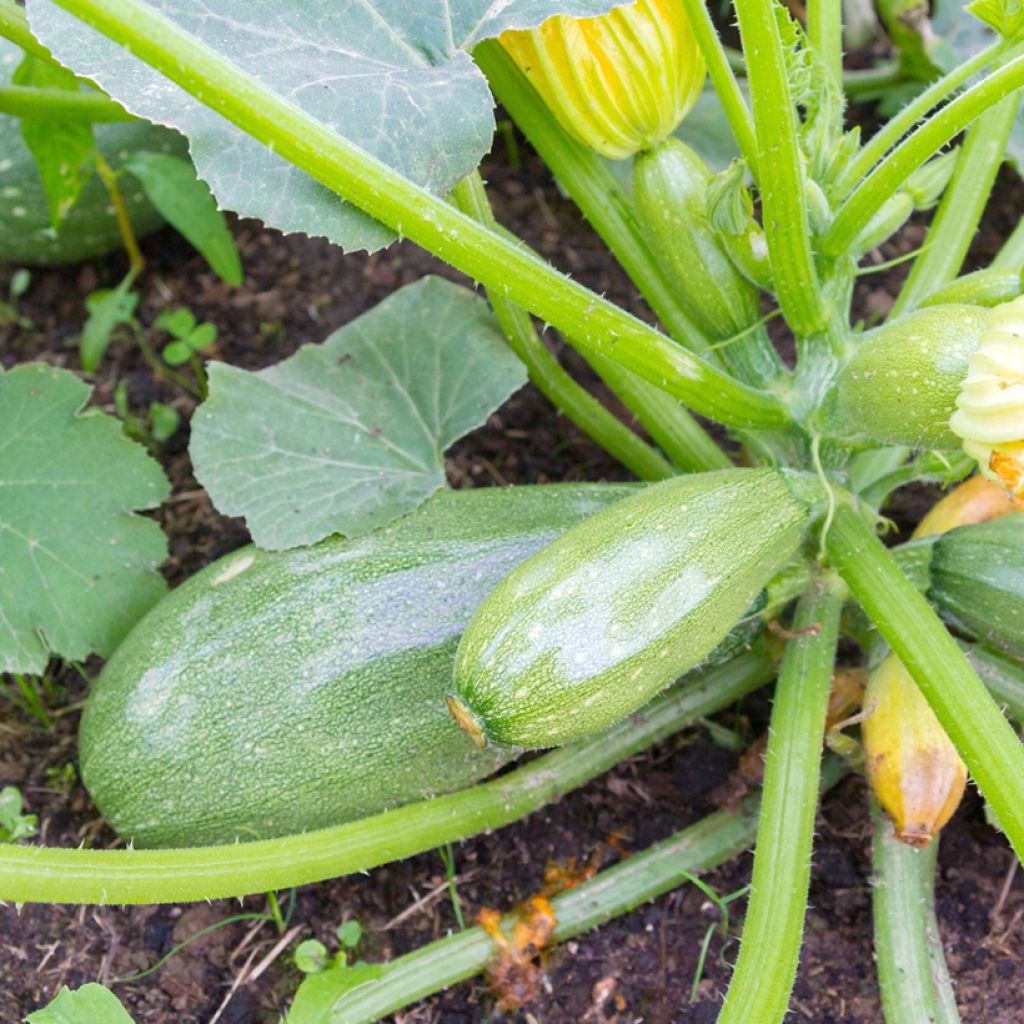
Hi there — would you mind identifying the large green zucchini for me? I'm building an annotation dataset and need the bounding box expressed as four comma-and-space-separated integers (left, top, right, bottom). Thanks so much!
80, 484, 636, 848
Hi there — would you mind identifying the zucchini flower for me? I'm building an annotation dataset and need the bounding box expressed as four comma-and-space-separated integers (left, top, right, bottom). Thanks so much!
950, 295, 1024, 507
499, 0, 706, 159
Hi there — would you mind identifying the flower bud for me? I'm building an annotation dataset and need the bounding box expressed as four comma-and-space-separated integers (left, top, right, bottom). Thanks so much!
862, 653, 967, 848
950, 295, 1024, 505
499, 0, 706, 159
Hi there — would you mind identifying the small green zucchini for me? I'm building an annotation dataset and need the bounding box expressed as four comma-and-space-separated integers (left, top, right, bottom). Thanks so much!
450, 469, 815, 749
831, 304, 990, 449
80, 484, 636, 848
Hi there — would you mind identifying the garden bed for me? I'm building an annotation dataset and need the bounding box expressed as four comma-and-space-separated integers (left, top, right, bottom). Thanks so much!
2, 135, 1022, 1023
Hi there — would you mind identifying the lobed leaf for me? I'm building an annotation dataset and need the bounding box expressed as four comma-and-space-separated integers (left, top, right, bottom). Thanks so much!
0, 364, 169, 674
189, 276, 527, 550
26, 0, 626, 252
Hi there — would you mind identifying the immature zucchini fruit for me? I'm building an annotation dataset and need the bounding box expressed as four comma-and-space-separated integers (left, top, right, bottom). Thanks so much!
862, 653, 966, 847
80, 484, 635, 848
832, 304, 990, 448
450, 470, 814, 749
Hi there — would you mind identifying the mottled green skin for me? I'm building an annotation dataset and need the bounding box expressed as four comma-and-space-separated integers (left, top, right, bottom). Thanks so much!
833, 304, 989, 449
453, 470, 811, 749
929, 514, 1024, 660
0, 39, 186, 265
81, 484, 634, 848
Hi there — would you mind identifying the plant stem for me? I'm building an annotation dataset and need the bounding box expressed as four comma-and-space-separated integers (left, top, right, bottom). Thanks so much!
0, 83, 133, 120
734, 0, 829, 336
992, 215, 1024, 272
0, 649, 773, 905
965, 644, 1024, 724
319, 757, 849, 1023
891, 90, 1022, 317
842, 61, 904, 99
677, 0, 759, 175
585, 348, 733, 472
450, 172, 686, 481
826, 502, 1024, 863
871, 801, 960, 1024
717, 581, 843, 1024
475, 40, 715, 360
94, 153, 144, 276
823, 55, 1024, 257
49, 0, 790, 431
808, 0, 844, 89
0, 0, 52, 61
834, 39, 1019, 201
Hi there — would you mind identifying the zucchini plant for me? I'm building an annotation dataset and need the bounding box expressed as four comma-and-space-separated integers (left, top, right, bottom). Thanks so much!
2, 0, 1024, 1020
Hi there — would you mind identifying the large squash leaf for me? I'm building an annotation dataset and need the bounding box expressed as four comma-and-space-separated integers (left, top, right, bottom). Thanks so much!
189, 277, 527, 550
0, 365, 169, 673
26, 0, 624, 252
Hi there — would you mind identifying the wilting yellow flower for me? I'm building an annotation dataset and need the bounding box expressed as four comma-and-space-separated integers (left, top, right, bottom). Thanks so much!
950, 295, 1024, 506
499, 0, 706, 159
862, 653, 966, 848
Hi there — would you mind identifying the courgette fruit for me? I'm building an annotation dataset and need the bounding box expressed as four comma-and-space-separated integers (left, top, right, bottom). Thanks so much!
0, 38, 184, 265
927, 513, 1024, 659
832, 304, 989, 449
450, 469, 814, 749
80, 484, 636, 848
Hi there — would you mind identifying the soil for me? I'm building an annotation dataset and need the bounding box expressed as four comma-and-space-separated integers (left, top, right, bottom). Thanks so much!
2, 117, 1023, 1024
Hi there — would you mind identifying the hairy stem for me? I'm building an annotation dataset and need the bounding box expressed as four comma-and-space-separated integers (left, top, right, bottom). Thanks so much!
0, 0, 52, 61
717, 581, 843, 1023
0, 650, 773, 905
0, 83, 133, 120
827, 502, 1024, 863
48, 0, 790, 430
734, 0, 829, 335
824, 55, 1024, 257
808, 0, 844, 89
892, 89, 1022, 317
451, 173, 677, 482
992, 215, 1024, 272
872, 802, 960, 1024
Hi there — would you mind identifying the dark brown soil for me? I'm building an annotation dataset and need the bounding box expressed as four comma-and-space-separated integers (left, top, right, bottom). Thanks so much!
2, 124, 1023, 1024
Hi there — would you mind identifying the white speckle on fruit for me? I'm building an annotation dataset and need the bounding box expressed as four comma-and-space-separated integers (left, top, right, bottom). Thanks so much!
213, 554, 255, 585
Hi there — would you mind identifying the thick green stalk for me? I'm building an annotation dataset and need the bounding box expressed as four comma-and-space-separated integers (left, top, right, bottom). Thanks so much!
966, 644, 1024, 724
677, 0, 759, 175
48, 0, 789, 431
834, 38, 1019, 201
0, 650, 772, 905
826, 502, 1024, 862
0, 83, 133, 120
824, 55, 1024, 257
451, 174, 676, 482
475, 40, 715, 360
808, 0, 844, 89
892, 90, 1022, 317
717, 582, 843, 1024
872, 802, 960, 1024
304, 756, 849, 1023
734, 0, 829, 336
0, 0, 51, 60
992, 215, 1024, 272
585, 348, 733, 472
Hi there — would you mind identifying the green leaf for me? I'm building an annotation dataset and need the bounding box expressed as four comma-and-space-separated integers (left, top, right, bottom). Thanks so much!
966, 0, 1024, 39
0, 364, 169, 674
12, 54, 96, 229
336, 920, 362, 948
295, 939, 330, 975
161, 340, 192, 365
148, 402, 180, 443
80, 275, 138, 372
122, 152, 242, 285
26, 0, 624, 252
153, 307, 195, 338
287, 963, 384, 1024
0, 786, 37, 842
25, 984, 136, 1024
185, 321, 217, 351
190, 276, 526, 550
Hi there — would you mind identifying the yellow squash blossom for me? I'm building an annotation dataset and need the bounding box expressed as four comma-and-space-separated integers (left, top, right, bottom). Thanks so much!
499, 0, 706, 159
